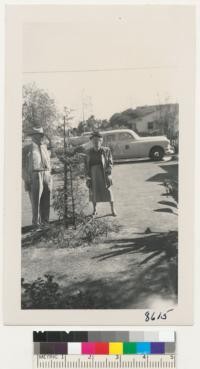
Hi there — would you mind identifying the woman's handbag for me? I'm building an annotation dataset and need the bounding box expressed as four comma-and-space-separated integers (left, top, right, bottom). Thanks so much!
106, 174, 113, 188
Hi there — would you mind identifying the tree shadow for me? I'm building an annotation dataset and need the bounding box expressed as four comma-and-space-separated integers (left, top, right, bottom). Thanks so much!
154, 208, 177, 215
22, 219, 61, 234
21, 220, 63, 248
93, 231, 177, 263
160, 163, 178, 179
62, 231, 177, 309
158, 200, 177, 208
147, 162, 178, 212
22, 231, 178, 309
146, 163, 178, 183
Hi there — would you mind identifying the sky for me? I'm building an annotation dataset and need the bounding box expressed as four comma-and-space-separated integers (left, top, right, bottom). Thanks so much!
22, 5, 195, 126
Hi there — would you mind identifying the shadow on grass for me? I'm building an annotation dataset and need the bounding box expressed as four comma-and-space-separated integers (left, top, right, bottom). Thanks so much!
147, 162, 178, 213
65, 231, 178, 309
22, 231, 178, 309
154, 208, 177, 215
93, 231, 177, 264
158, 200, 177, 208
146, 163, 178, 184
21, 220, 63, 248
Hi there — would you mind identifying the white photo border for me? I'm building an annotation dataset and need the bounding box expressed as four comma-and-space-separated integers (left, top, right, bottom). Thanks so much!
4, 3, 195, 325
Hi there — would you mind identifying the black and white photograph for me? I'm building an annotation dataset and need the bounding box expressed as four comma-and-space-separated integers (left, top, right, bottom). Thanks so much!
3, 4, 196, 324
20, 5, 181, 310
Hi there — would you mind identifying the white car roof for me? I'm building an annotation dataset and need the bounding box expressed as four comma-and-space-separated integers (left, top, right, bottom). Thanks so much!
100, 129, 134, 135
82, 129, 135, 137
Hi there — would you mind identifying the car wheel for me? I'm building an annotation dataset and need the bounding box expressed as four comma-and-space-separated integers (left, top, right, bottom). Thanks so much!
149, 146, 164, 161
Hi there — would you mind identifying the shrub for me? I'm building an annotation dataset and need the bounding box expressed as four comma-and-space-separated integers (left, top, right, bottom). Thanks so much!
164, 179, 178, 204
21, 274, 97, 309
52, 153, 89, 223
21, 274, 62, 309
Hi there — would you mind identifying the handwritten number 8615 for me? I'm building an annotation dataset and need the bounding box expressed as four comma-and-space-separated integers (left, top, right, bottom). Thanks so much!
145, 309, 174, 322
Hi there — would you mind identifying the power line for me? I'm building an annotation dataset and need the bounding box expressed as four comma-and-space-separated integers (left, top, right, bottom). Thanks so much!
23, 65, 178, 75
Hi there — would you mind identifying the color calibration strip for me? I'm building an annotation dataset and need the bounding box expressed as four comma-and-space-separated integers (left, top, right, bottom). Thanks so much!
33, 332, 176, 369
34, 341, 175, 355
33, 330, 175, 343
33, 331, 175, 355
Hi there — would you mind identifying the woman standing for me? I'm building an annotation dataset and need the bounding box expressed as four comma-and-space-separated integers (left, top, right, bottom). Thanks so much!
86, 131, 117, 216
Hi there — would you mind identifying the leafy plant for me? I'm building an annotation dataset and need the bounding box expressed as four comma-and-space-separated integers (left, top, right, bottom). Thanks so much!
21, 274, 98, 309
22, 82, 60, 141
21, 274, 62, 309
164, 179, 178, 204
80, 217, 116, 243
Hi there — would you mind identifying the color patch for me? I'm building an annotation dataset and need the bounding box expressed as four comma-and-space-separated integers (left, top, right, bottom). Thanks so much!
144, 332, 159, 342
114, 332, 129, 342
159, 331, 175, 342
68, 342, 81, 355
151, 342, 165, 354
54, 342, 68, 354
129, 332, 144, 342
109, 342, 123, 355
136, 342, 151, 354
88, 332, 104, 342
123, 342, 137, 354
33, 331, 88, 342
165, 342, 176, 354
34, 342, 40, 355
82, 342, 96, 355
99, 332, 119, 342
88, 332, 129, 342
95, 342, 109, 355
40, 342, 55, 354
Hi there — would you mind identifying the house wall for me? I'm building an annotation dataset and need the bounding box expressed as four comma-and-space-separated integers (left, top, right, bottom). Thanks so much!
131, 110, 161, 133
130, 105, 179, 136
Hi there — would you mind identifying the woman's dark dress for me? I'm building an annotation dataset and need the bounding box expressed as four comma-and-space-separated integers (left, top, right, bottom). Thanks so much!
89, 149, 113, 203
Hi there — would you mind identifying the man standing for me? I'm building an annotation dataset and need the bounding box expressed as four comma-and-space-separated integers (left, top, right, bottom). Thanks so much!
22, 127, 52, 228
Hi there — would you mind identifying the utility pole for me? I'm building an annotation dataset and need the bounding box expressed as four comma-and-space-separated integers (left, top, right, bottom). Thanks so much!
81, 90, 93, 133
63, 107, 68, 228
82, 89, 86, 133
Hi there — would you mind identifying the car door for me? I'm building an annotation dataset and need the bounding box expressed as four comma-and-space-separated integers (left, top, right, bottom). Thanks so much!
116, 131, 139, 159
103, 133, 120, 159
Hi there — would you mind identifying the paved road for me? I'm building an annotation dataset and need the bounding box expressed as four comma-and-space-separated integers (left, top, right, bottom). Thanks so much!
22, 159, 178, 308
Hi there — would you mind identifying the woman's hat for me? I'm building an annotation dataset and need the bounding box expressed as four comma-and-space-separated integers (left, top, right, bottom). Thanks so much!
90, 131, 103, 140
25, 126, 44, 136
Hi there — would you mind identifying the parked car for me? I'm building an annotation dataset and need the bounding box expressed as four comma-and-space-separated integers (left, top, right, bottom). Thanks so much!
80, 129, 174, 161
